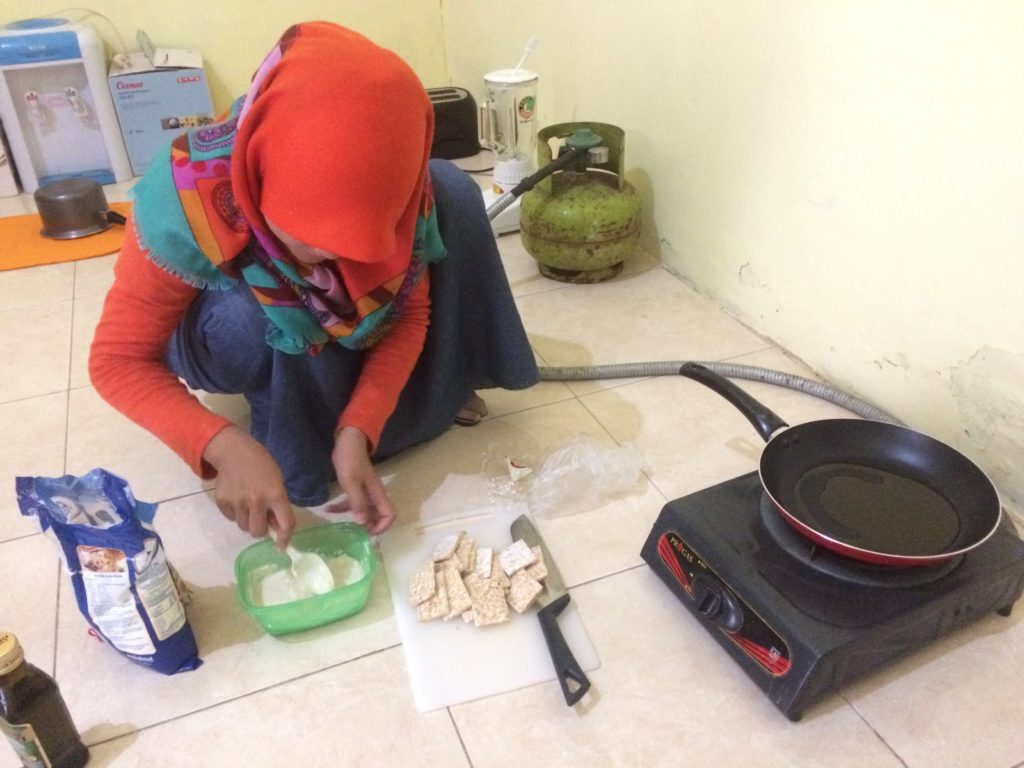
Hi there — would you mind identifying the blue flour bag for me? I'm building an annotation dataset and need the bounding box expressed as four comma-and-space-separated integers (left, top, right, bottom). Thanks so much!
16, 469, 201, 675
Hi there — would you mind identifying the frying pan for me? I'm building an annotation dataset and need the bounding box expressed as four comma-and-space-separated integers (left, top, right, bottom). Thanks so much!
678, 363, 1001, 567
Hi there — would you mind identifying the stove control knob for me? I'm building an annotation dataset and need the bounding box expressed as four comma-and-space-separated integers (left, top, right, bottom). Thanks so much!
691, 574, 744, 634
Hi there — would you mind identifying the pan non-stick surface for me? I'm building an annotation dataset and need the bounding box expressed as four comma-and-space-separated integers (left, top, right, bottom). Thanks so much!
759, 419, 1000, 559
678, 363, 1001, 566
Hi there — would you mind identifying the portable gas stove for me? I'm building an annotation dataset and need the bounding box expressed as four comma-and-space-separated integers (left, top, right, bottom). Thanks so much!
641, 472, 1024, 721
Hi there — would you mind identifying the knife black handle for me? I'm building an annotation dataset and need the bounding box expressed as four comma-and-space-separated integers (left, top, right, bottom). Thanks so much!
537, 593, 591, 706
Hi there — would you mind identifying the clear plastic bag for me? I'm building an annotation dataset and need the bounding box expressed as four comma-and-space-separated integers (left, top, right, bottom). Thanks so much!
483, 433, 647, 518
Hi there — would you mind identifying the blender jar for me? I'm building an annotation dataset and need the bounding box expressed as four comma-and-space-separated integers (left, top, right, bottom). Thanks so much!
479, 69, 538, 193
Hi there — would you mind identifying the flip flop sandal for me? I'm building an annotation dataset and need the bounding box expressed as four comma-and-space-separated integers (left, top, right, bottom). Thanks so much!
454, 408, 484, 426
454, 394, 488, 426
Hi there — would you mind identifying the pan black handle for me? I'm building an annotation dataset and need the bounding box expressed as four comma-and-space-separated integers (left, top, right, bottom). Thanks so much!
678, 363, 789, 443
102, 209, 127, 227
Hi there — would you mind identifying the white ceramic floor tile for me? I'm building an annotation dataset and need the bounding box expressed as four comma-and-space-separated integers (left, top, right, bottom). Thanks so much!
102, 179, 138, 205
53, 492, 401, 744
0, 392, 68, 541
528, 478, 669, 587
480, 379, 575, 420
65, 387, 209, 504
70, 292, 103, 389
5, 217, 1022, 768
370, 398, 665, 588
375, 395, 594, 510
0, 300, 72, 403
518, 267, 771, 396
0, 535, 60, 677
0, 191, 36, 217
483, 400, 669, 585
844, 606, 1024, 768
73, 253, 117, 298
452, 567, 905, 768
369, 406, 556, 526
0, 262, 75, 310
495, 229, 560, 298
455, 346, 575, 421
581, 347, 862, 502
83, 647, 467, 768
192, 391, 252, 427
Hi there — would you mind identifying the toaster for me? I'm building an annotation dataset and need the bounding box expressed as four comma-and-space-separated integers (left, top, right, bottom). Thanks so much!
427, 87, 480, 160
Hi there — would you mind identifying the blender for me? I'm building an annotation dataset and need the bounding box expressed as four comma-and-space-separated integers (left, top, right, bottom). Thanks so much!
478, 67, 538, 234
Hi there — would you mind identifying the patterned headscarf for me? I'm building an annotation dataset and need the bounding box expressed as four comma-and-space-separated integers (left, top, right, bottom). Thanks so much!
131, 22, 445, 353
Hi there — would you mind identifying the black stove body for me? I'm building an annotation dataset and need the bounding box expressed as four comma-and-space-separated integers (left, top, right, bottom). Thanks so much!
641, 472, 1024, 721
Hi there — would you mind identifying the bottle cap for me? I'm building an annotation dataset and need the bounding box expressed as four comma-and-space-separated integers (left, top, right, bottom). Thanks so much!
0, 632, 25, 675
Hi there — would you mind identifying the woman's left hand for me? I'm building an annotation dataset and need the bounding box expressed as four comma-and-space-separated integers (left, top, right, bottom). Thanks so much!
331, 426, 396, 535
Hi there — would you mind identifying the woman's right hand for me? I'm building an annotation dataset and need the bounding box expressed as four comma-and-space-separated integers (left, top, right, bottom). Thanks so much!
202, 426, 296, 546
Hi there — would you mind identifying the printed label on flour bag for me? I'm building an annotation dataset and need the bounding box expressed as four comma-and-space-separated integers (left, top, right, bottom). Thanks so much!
133, 544, 187, 640
16, 469, 201, 675
77, 544, 155, 655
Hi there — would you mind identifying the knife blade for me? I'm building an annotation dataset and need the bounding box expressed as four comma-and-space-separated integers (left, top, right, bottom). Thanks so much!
510, 514, 592, 706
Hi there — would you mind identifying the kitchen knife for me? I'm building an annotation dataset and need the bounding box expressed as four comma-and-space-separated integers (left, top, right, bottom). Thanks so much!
510, 514, 592, 705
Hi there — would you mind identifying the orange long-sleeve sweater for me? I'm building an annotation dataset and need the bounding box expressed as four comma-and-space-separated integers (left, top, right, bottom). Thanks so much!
89, 219, 430, 479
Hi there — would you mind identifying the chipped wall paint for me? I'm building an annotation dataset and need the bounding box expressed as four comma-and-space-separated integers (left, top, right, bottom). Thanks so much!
952, 349, 1024, 513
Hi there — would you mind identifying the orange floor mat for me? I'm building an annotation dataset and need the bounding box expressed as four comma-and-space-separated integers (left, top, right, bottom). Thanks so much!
0, 202, 131, 271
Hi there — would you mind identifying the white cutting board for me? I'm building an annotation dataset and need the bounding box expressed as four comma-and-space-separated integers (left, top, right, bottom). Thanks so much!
379, 503, 600, 713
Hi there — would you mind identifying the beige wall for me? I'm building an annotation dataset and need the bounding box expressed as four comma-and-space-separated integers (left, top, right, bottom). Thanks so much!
5, 3, 1022, 507
444, 1, 1024, 509
0, 2, 447, 110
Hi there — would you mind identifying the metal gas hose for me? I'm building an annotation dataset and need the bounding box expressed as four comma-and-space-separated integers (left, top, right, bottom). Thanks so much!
538, 361, 903, 425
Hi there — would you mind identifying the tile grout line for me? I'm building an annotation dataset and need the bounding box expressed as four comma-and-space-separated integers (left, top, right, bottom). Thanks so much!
81, 642, 403, 749
64, 263, 77, 476
445, 707, 475, 768
0, 388, 72, 408
574, 392, 668, 503
51, 558, 62, 676
484, 392, 578, 423
74, 561, 648, 752
54, 263, 79, 678
842, 695, 909, 768
0, 531, 42, 546
571, 561, 647, 592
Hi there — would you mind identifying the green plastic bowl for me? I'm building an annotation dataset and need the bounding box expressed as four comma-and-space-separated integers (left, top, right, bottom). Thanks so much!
235, 522, 378, 636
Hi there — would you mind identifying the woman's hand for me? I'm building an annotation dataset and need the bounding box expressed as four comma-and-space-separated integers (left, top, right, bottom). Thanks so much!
202, 426, 295, 546
331, 426, 395, 535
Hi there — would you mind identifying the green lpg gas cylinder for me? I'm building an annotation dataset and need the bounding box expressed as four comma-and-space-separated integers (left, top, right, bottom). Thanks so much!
520, 122, 642, 283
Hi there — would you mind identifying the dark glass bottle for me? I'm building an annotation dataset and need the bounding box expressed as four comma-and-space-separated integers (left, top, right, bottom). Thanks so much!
0, 632, 89, 768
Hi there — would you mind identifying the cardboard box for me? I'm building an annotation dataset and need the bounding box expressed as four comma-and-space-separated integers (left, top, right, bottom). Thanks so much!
107, 32, 214, 176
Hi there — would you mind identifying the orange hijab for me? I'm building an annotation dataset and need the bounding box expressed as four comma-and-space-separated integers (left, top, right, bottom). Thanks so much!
132, 22, 445, 353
